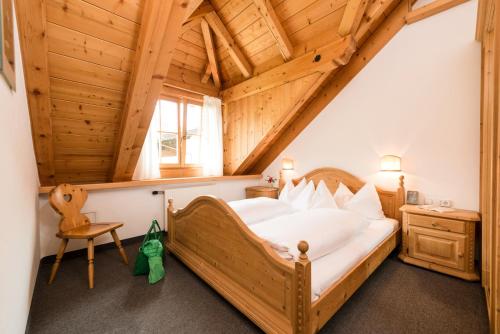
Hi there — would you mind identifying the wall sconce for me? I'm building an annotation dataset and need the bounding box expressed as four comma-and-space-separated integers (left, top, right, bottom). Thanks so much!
380, 155, 401, 171
282, 158, 294, 170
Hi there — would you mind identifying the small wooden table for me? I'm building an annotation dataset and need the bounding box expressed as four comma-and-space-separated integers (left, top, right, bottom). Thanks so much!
399, 204, 481, 281
245, 186, 279, 199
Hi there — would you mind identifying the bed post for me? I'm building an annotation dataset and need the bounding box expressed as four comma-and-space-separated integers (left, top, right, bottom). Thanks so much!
293, 241, 312, 334
167, 199, 175, 245
396, 175, 405, 221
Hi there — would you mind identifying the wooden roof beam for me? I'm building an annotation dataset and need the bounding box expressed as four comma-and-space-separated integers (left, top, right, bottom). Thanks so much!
201, 63, 211, 84
405, 0, 469, 24
15, 0, 56, 185
201, 18, 221, 88
220, 35, 357, 102
112, 0, 203, 181
253, 0, 293, 61
338, 0, 370, 37
204, 11, 253, 78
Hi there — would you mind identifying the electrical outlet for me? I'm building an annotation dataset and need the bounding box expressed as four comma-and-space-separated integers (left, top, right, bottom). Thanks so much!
439, 200, 452, 208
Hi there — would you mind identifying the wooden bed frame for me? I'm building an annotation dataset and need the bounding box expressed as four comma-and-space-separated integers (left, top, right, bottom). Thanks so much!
166, 168, 405, 333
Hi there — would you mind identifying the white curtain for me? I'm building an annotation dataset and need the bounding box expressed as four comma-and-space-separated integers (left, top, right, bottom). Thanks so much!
133, 105, 161, 180
200, 96, 223, 176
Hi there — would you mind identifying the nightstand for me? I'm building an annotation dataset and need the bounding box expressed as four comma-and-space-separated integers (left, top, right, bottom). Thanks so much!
399, 204, 480, 281
245, 186, 279, 199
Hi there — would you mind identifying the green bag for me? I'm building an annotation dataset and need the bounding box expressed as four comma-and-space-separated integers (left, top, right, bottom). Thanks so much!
133, 219, 164, 276
142, 239, 165, 284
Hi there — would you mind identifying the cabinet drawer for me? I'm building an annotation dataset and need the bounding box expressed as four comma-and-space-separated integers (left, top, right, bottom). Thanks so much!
407, 213, 465, 234
408, 226, 466, 271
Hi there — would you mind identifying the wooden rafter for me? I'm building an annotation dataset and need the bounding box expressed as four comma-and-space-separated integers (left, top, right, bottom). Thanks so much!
15, 0, 55, 185
338, 0, 370, 37
221, 35, 357, 102
185, 1, 214, 22
253, 0, 293, 61
204, 11, 253, 78
112, 0, 203, 181
250, 0, 410, 174
166, 65, 219, 97
405, 0, 469, 24
201, 18, 221, 88
201, 63, 211, 83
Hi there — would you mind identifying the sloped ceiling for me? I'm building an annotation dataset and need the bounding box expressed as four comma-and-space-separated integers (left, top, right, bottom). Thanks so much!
16, 0, 408, 185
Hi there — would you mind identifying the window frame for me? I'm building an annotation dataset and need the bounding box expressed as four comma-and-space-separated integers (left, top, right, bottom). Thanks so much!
158, 96, 203, 171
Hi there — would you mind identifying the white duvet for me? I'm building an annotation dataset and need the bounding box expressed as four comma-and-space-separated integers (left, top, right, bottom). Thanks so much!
228, 197, 295, 225
249, 208, 368, 261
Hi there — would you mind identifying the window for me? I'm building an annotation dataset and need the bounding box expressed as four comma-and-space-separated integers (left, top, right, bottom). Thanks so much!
157, 97, 203, 168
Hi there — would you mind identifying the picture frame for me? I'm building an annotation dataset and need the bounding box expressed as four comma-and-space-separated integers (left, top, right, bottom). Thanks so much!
0, 0, 15, 90
406, 190, 419, 205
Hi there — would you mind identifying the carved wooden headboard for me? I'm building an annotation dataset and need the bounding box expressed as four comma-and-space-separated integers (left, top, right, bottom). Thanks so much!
285, 167, 405, 222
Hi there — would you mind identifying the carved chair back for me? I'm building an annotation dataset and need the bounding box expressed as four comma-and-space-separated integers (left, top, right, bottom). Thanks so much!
49, 184, 91, 233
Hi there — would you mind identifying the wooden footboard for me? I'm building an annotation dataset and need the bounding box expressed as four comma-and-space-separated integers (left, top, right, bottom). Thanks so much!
166, 196, 312, 334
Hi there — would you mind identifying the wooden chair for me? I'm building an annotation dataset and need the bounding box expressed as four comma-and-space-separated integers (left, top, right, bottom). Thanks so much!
48, 184, 128, 288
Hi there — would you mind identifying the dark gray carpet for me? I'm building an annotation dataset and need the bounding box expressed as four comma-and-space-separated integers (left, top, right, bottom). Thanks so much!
27, 240, 489, 334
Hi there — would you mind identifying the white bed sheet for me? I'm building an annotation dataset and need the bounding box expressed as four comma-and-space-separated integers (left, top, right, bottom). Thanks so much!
227, 197, 295, 225
311, 218, 398, 301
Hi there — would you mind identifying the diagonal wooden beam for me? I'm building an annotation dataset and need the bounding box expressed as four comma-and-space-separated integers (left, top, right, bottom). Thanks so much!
220, 35, 357, 102
204, 11, 253, 78
253, 0, 293, 61
112, 0, 202, 181
338, 0, 370, 37
250, 0, 410, 174
201, 18, 221, 88
14, 0, 55, 185
201, 62, 211, 83
186, 1, 214, 22
405, 0, 469, 24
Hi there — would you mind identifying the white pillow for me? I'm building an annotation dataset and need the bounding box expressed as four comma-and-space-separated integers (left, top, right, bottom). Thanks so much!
278, 180, 294, 202
291, 180, 315, 211
343, 183, 385, 220
333, 182, 354, 208
311, 180, 338, 209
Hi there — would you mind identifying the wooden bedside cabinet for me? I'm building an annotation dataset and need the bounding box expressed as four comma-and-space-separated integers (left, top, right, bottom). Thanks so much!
399, 204, 481, 281
245, 186, 279, 199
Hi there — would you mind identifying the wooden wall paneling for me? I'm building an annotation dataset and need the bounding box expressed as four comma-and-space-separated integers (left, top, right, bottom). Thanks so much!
113, 0, 203, 181
338, 0, 370, 36
46, 23, 135, 72
405, 0, 470, 24
52, 118, 118, 137
45, 0, 140, 49
54, 158, 112, 172
204, 11, 253, 77
250, 0, 407, 173
14, 0, 56, 185
83, 0, 144, 23
50, 78, 125, 109
166, 64, 219, 96
48, 52, 129, 91
253, 0, 293, 60
220, 35, 356, 102
201, 18, 221, 88
50, 100, 121, 124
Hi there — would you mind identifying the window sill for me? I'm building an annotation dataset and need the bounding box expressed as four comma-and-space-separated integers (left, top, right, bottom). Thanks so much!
39, 174, 262, 194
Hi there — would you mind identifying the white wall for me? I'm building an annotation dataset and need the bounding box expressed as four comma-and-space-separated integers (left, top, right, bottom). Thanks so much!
0, 9, 41, 334
39, 178, 261, 257
265, 1, 481, 210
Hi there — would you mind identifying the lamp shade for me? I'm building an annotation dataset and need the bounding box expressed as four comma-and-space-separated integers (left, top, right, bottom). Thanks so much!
282, 158, 294, 170
380, 155, 401, 171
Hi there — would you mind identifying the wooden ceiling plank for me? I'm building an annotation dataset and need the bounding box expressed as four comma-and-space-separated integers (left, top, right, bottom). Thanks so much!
405, 0, 469, 24
166, 64, 219, 96
201, 18, 221, 88
112, 0, 203, 181
338, 0, 370, 37
83, 0, 144, 23
204, 11, 253, 77
251, 0, 409, 174
220, 35, 357, 102
253, 0, 293, 60
51, 99, 121, 123
186, 1, 215, 22
201, 62, 212, 83
14, 0, 56, 185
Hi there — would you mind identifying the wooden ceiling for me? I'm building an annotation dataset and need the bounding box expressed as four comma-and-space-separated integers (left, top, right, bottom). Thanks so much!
16, 0, 417, 185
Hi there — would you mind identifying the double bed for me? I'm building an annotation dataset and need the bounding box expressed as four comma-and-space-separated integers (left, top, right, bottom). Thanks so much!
166, 167, 405, 333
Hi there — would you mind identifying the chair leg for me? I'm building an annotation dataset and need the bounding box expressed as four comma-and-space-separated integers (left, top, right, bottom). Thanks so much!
48, 238, 68, 284
110, 230, 129, 265
87, 238, 94, 289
